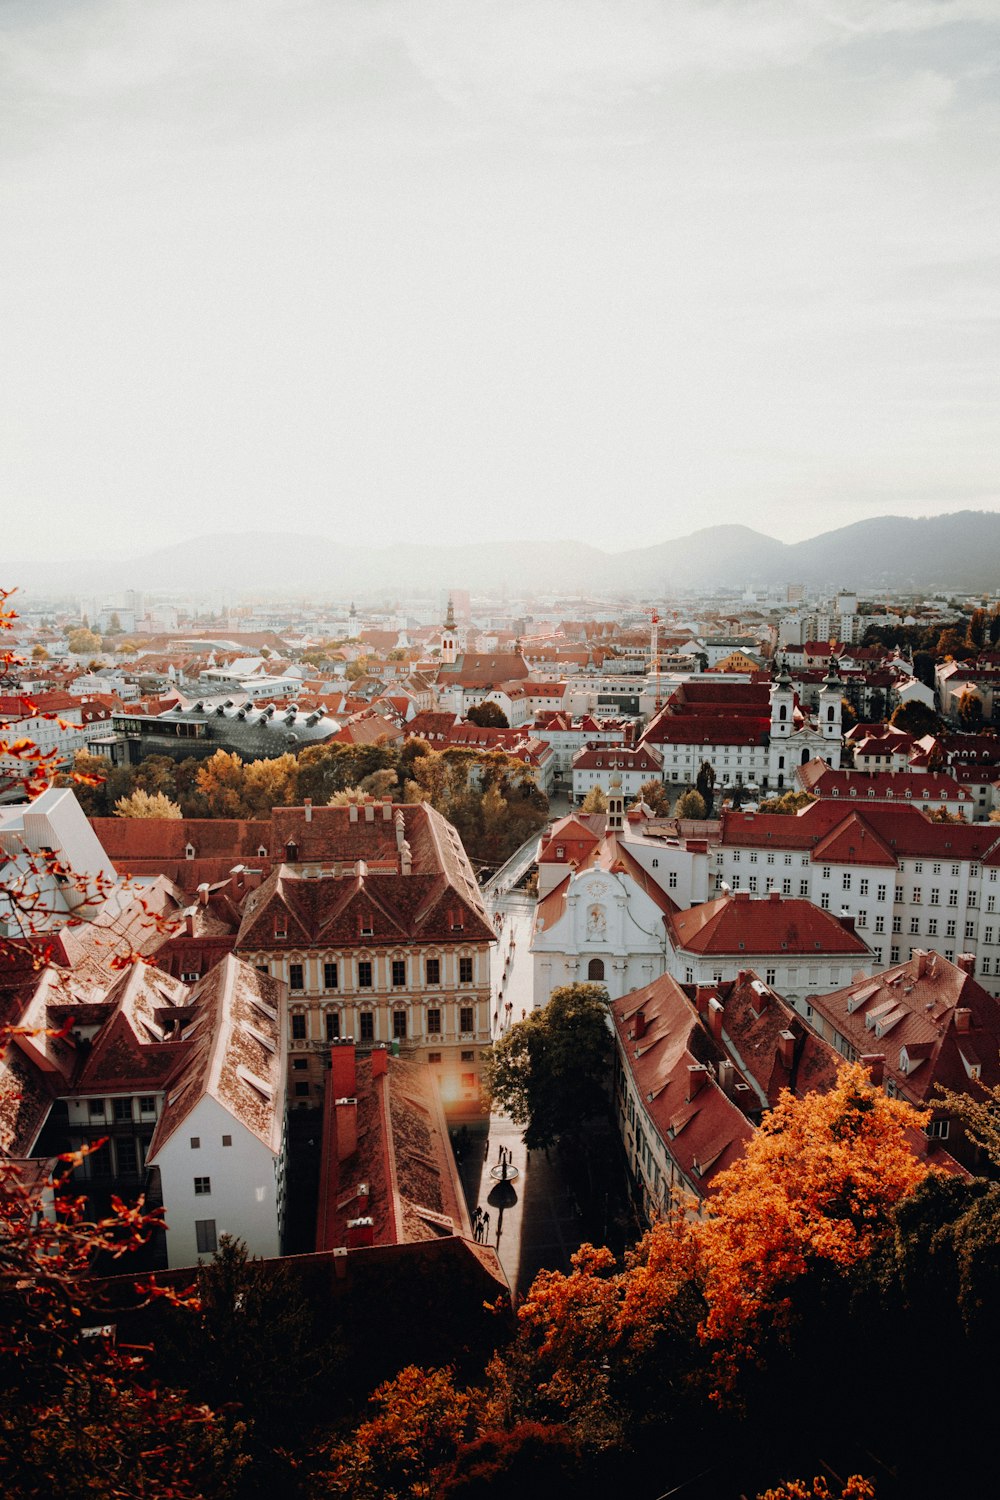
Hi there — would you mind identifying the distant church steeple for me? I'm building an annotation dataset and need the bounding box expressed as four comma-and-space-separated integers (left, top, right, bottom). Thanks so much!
442, 596, 457, 665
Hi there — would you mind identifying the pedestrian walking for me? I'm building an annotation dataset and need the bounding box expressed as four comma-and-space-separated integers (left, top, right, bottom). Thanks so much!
482, 1210, 490, 1238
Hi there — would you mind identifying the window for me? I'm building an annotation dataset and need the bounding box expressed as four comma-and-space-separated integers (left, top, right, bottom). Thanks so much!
139, 1096, 156, 1115
784, 853, 792, 866
325, 1011, 340, 1041
195, 1219, 217, 1254
113, 1098, 132, 1122
293, 1058, 308, 1071
427, 1007, 441, 1033
291, 1013, 306, 1040
987, 927, 995, 946
822, 866, 831, 880
358, 961, 373, 989
748, 876, 758, 893
949, 890, 959, 907
926, 1119, 950, 1140
860, 879, 869, 896
668, 872, 677, 889
857, 911, 867, 928
874, 915, 885, 933
461, 1074, 476, 1089
765, 968, 776, 986
428, 1051, 442, 1064
392, 959, 407, 987
842, 873, 851, 891
274, 915, 287, 939
766, 853, 774, 865
194, 1177, 211, 1196
460, 1006, 474, 1034
115, 1139, 138, 1176
891, 946, 900, 963
324, 961, 338, 990
965, 920, 975, 939
459, 956, 473, 984
289, 963, 304, 992
89, 1099, 105, 1118
893, 915, 901, 932
190, 1136, 201, 1150
912, 888, 922, 904
928, 919, 938, 936
295, 1081, 310, 1096
392, 1010, 407, 1039
749, 852, 757, 864
800, 880, 809, 897
426, 958, 440, 985
821, 893, 830, 910
932, 862, 941, 875
588, 958, 605, 981
359, 1012, 374, 1041
461, 1049, 474, 1062
222, 1135, 232, 1147
782, 878, 791, 894
909, 917, 920, 934
930, 888, 940, 906
914, 862, 924, 875
877, 884, 887, 902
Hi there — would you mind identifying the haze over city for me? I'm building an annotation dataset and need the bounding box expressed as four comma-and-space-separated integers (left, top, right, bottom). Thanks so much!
4, 0, 998, 566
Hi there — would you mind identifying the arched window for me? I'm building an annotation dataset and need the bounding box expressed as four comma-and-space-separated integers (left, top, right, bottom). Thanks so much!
801, 748, 811, 765
779, 704, 787, 722
827, 705, 835, 721
588, 958, 605, 981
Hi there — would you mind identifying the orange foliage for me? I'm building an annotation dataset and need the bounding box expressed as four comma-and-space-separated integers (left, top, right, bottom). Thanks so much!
758, 1477, 875, 1500
696, 1064, 929, 1383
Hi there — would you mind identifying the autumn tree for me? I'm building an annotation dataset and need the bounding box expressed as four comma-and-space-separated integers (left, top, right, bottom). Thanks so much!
675, 788, 707, 820
889, 700, 938, 738
759, 789, 815, 815
114, 788, 182, 819
580, 785, 607, 813
957, 688, 984, 729
484, 983, 611, 1150
632, 778, 670, 815
67, 626, 102, 655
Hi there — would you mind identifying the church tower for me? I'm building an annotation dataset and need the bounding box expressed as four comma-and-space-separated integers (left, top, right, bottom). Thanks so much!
441, 596, 458, 666
769, 658, 794, 741
607, 771, 625, 832
819, 658, 843, 743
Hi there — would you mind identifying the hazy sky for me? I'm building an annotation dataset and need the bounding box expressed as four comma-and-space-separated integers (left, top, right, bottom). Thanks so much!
2, 0, 998, 561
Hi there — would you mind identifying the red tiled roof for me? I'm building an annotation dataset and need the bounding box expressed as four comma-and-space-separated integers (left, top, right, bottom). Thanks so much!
668, 892, 871, 957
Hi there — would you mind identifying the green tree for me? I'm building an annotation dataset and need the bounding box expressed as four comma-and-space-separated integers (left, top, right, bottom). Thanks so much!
759, 789, 816, 815
890, 700, 938, 738
467, 701, 510, 728
912, 651, 936, 689
483, 983, 611, 1150
958, 689, 984, 730
675, 788, 708, 820
695, 760, 716, 816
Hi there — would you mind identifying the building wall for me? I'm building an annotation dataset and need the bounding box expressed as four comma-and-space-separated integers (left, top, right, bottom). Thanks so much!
151, 1094, 286, 1269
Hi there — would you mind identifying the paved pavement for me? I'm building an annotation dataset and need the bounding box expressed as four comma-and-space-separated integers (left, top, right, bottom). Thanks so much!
489, 890, 537, 1037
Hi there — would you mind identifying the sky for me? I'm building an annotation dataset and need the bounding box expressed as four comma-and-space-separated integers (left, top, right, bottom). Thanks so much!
2, 0, 998, 562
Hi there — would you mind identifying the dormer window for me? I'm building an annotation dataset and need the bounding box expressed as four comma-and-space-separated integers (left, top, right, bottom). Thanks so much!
285, 840, 299, 861
274, 914, 288, 939
185, 843, 196, 860
257, 845, 267, 857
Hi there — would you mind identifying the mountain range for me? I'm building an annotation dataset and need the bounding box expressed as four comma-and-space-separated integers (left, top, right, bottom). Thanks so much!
10, 510, 1000, 600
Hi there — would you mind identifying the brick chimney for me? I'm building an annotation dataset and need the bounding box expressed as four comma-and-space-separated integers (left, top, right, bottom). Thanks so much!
184, 906, 195, 937
750, 981, 769, 1018
687, 1063, 708, 1101
839, 911, 856, 934
303, 797, 313, 822
364, 801, 375, 822
957, 953, 976, 976
633, 1008, 647, 1040
735, 889, 752, 903
371, 1045, 388, 1079
954, 1007, 972, 1033
349, 804, 359, 823
382, 799, 392, 820
778, 1029, 795, 1069
717, 1058, 735, 1095
197, 882, 211, 907
708, 995, 724, 1041
330, 1038, 356, 1099
346, 1216, 374, 1248
769, 889, 781, 903
229, 864, 246, 899
861, 1052, 885, 1086
334, 1097, 358, 1161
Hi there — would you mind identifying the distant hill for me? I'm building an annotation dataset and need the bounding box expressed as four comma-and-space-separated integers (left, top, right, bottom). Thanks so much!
11, 510, 1000, 598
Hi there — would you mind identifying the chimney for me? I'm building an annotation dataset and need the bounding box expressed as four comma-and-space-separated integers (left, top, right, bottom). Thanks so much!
304, 797, 313, 823
371, 1045, 388, 1079
394, 810, 406, 850
332, 1245, 348, 1279
735, 889, 751, 903
330, 1038, 356, 1099
184, 907, 195, 937
229, 864, 246, 898
957, 953, 976, 976
751, 982, 769, 1018
778, 1029, 795, 1069
708, 995, 724, 1041
718, 1058, 735, 1096
861, 1052, 885, 1086
769, 889, 781, 903
634, 1008, 647, 1040
364, 802, 375, 822
839, 910, 856, 934
197, 882, 211, 907
687, 1063, 708, 1101
334, 1097, 358, 1161
954, 1007, 972, 1034
349, 804, 359, 823
382, 799, 392, 820
915, 949, 929, 978
346, 1216, 374, 1249
400, 839, 412, 877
